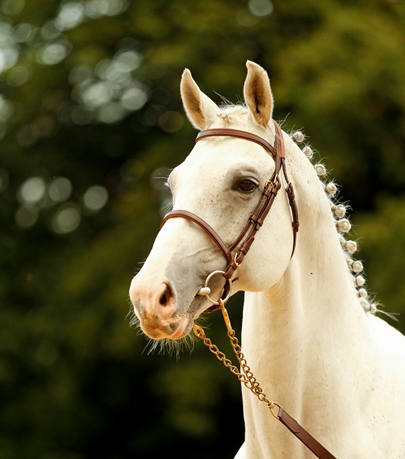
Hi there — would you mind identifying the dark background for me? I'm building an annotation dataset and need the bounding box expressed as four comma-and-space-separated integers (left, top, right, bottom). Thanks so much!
1, 0, 405, 457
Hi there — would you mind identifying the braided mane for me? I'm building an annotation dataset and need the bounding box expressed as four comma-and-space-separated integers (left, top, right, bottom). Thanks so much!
288, 127, 377, 315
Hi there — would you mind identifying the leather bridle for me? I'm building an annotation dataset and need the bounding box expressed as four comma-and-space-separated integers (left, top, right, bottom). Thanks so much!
160, 120, 299, 305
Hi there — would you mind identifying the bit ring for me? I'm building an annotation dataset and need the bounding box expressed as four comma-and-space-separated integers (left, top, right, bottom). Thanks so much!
200, 270, 232, 305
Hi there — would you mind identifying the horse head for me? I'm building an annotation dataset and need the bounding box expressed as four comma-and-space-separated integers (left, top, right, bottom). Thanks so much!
129, 61, 297, 341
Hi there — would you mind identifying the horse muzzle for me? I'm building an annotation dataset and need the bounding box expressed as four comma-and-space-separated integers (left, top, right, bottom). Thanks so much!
130, 277, 197, 339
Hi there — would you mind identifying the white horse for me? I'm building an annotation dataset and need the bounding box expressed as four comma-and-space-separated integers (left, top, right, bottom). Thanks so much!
130, 61, 405, 458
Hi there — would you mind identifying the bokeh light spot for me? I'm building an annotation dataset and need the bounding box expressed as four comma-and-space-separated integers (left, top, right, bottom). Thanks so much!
52, 204, 81, 234
81, 81, 113, 108
18, 177, 46, 205
38, 41, 71, 66
48, 177, 72, 203
115, 50, 142, 71
248, 0, 273, 17
0, 95, 13, 121
15, 206, 39, 229
55, 2, 85, 30
121, 86, 148, 111
85, 0, 129, 18
1, 0, 25, 16
97, 102, 126, 123
13, 23, 37, 43
7, 64, 31, 86
83, 185, 108, 211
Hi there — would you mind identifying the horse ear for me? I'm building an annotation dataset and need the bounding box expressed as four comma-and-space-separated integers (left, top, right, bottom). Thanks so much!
180, 69, 219, 130
243, 61, 273, 127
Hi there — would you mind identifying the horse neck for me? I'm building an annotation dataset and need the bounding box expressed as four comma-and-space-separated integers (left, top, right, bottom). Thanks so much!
242, 193, 363, 371
240, 166, 371, 454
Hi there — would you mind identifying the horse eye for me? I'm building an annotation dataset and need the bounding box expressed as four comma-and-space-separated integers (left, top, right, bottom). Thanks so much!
237, 179, 258, 192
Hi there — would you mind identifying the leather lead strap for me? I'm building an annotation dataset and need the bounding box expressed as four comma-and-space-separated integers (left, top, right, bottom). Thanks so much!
277, 408, 337, 459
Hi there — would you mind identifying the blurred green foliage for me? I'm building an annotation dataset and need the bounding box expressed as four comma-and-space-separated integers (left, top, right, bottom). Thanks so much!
0, 0, 404, 457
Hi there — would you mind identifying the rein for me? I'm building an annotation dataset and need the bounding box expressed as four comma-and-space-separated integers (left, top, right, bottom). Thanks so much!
160, 121, 336, 458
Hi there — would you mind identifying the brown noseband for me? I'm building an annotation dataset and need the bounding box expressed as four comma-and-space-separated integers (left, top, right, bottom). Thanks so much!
160, 120, 299, 300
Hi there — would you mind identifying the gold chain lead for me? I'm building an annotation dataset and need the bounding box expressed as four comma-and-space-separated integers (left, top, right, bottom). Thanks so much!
192, 299, 281, 420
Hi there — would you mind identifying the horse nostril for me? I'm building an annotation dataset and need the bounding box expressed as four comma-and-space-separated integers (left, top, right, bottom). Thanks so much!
159, 291, 167, 306
159, 283, 173, 306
